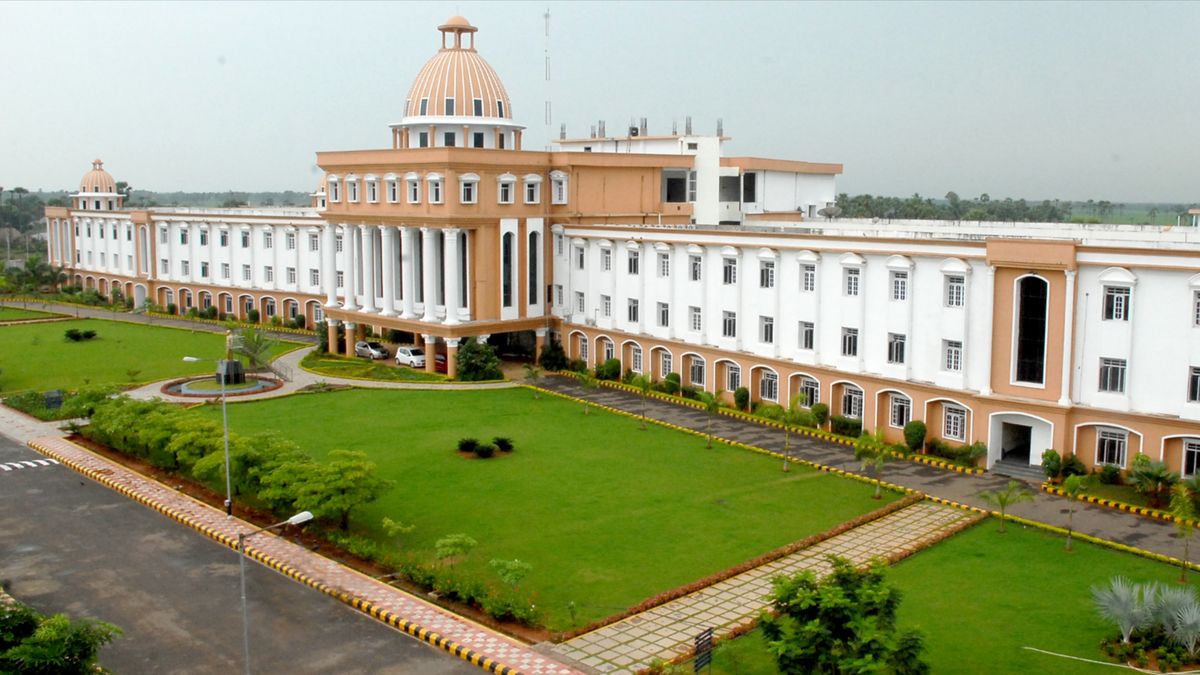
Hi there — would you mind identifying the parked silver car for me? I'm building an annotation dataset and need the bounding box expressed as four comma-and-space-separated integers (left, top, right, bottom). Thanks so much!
354, 340, 389, 359
394, 346, 426, 368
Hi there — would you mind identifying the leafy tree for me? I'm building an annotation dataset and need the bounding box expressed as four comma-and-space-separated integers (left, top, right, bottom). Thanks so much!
382, 516, 416, 548
489, 558, 533, 591
522, 363, 542, 398
854, 428, 890, 499
1172, 483, 1197, 583
456, 337, 502, 381
760, 556, 929, 675
287, 449, 393, 530
631, 373, 652, 429
435, 533, 478, 566
234, 326, 276, 371
0, 603, 122, 675
698, 390, 725, 449
977, 480, 1035, 533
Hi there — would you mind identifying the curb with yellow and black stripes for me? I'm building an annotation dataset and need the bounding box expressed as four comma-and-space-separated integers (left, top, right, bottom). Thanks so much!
25, 437, 524, 675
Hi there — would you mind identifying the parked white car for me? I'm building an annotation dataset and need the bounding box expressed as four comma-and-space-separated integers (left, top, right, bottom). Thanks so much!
395, 346, 426, 368
354, 340, 389, 360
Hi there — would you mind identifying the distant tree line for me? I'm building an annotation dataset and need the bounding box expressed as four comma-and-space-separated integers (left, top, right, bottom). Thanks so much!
832, 192, 1196, 225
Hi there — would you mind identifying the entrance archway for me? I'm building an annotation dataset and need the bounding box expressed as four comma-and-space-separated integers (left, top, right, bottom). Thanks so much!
987, 412, 1054, 469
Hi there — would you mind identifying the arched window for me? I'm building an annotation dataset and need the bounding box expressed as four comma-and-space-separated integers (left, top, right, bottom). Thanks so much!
527, 231, 540, 305
841, 385, 864, 419
501, 232, 514, 308
1015, 276, 1049, 384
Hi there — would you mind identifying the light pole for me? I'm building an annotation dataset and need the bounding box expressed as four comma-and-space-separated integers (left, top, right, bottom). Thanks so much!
182, 355, 233, 516
238, 510, 313, 675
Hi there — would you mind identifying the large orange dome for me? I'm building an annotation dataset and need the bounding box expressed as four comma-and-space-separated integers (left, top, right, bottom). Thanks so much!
404, 16, 513, 120
79, 159, 117, 194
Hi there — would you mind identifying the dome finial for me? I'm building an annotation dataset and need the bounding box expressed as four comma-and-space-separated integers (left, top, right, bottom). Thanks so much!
93, 158, 103, 170
438, 15, 477, 50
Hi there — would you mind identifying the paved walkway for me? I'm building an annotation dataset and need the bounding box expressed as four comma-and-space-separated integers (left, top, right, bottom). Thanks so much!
24, 435, 582, 675
538, 377, 1194, 565
551, 501, 978, 673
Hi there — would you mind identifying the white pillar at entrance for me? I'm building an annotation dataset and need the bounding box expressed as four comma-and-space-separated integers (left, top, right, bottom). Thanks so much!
1059, 268, 1077, 406
420, 227, 438, 323
443, 227, 461, 325
360, 224, 377, 313
400, 226, 416, 319
341, 225, 358, 311
380, 226, 397, 317
322, 223, 338, 307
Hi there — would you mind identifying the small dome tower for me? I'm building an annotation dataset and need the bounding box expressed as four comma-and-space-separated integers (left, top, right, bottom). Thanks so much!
74, 159, 122, 211
390, 17, 525, 151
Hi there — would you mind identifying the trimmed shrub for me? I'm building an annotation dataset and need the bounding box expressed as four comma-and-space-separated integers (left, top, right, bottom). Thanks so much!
830, 415, 862, 438
539, 340, 568, 371
595, 358, 622, 381
734, 386, 750, 412
792, 410, 817, 428
1098, 464, 1122, 485
64, 328, 83, 342
902, 420, 927, 453
473, 443, 495, 459
680, 386, 700, 400
567, 359, 588, 374
293, 314, 306, 329
247, 308, 260, 323
493, 437, 513, 452
456, 438, 480, 454
457, 337, 503, 381
1061, 453, 1087, 477
1041, 449, 1062, 480
811, 402, 830, 427
663, 372, 681, 395
166, 303, 177, 315
81, 330, 97, 340
621, 369, 636, 385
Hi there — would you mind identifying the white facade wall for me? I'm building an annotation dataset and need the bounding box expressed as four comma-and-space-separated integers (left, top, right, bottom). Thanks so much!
756, 171, 837, 216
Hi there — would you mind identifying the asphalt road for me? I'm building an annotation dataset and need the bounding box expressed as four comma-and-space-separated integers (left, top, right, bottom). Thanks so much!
0, 435, 475, 675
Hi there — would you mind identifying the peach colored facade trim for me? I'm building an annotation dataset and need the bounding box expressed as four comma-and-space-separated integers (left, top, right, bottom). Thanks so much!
720, 156, 843, 175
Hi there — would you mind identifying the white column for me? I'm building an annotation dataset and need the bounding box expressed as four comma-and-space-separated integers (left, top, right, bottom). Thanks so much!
771, 256, 782, 359
380, 226, 397, 316
905, 264, 916, 381
360, 224, 377, 313
421, 227, 438, 322
978, 265, 996, 396
1059, 269, 1077, 406
341, 225, 358, 310
322, 223, 338, 307
443, 227, 461, 325
400, 226, 416, 319
962, 269, 973, 390
813, 254, 823, 364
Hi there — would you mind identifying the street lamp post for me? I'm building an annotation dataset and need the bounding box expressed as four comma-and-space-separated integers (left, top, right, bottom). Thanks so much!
238, 510, 313, 675
182, 355, 233, 516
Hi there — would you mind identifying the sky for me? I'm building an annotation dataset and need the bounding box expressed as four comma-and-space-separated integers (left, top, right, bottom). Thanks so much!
1, 1, 1197, 203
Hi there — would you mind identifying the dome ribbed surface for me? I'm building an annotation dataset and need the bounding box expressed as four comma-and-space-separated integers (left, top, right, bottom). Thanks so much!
80, 159, 116, 193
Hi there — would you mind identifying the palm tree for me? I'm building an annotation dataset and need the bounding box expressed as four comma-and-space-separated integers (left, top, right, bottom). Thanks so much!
1131, 458, 1180, 510
1091, 576, 1147, 644
698, 389, 724, 449
854, 428, 890, 500
780, 394, 806, 473
1172, 483, 1197, 583
977, 480, 1035, 533
234, 326, 276, 372
631, 374, 652, 430
1063, 474, 1088, 551
579, 372, 599, 415
522, 363, 542, 399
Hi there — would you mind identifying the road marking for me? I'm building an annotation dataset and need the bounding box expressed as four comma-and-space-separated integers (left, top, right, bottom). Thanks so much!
0, 458, 59, 472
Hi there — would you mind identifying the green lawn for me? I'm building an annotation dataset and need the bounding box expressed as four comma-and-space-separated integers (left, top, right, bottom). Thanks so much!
0, 318, 298, 391
300, 352, 446, 382
710, 522, 1196, 674
0, 306, 61, 321
206, 387, 898, 630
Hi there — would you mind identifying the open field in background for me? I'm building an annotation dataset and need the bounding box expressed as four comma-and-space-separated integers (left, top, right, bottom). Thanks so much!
205, 387, 899, 630
0, 306, 62, 321
710, 522, 1196, 674
0, 318, 298, 391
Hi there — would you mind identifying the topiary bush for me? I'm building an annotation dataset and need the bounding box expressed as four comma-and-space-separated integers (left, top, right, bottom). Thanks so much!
811, 402, 829, 427
567, 359, 588, 374
830, 415, 862, 438
247, 308, 260, 323
473, 443, 495, 459
663, 372, 681, 395
1098, 464, 1122, 485
902, 420, 926, 453
166, 303, 177, 315
493, 437, 513, 452
595, 358, 622, 381
1061, 452, 1087, 477
1042, 449, 1062, 480
457, 438, 480, 454
734, 386, 750, 412
457, 337, 503, 381
538, 340, 567, 371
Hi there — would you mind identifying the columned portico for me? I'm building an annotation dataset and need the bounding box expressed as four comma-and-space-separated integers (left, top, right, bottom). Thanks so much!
343, 322, 357, 357
534, 328, 547, 363
322, 223, 338, 307
421, 227, 438, 322
446, 338, 460, 379
360, 224, 377, 313
443, 227, 461, 325
380, 226, 397, 316
400, 226, 417, 319
326, 318, 340, 353
341, 225, 358, 311
422, 333, 437, 373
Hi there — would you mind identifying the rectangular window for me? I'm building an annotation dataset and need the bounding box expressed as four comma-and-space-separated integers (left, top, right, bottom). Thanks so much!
760, 372, 779, 402
308, 233, 319, 251
801, 264, 816, 292
727, 364, 741, 391
444, 98, 455, 116
890, 396, 912, 428
336, 271, 344, 288
604, 340, 615, 361
891, 271, 908, 300
579, 336, 588, 363
1194, 291, 1200, 327
498, 182, 513, 204
946, 275, 965, 307
632, 346, 643, 372
1099, 357, 1127, 393
1103, 286, 1130, 321
429, 181, 443, 204
657, 302, 670, 327
601, 294, 611, 317
473, 132, 485, 148
264, 266, 274, 283
224, 295, 233, 313
661, 353, 673, 379
242, 264, 251, 281
690, 255, 702, 281
180, 230, 188, 245
408, 180, 421, 203
443, 132, 455, 147
525, 181, 540, 204
842, 387, 863, 419
418, 131, 429, 148
888, 333, 906, 364
387, 180, 398, 203
1189, 367, 1200, 403
575, 291, 585, 314
844, 267, 860, 296
555, 234, 564, 256
944, 340, 963, 372
460, 181, 476, 204
601, 248, 612, 271
759, 316, 774, 343
799, 377, 819, 406
723, 257, 737, 285
335, 234, 343, 252
575, 246, 585, 270
309, 269, 320, 286
689, 306, 702, 331
799, 321, 815, 350
199, 230, 208, 246
690, 358, 705, 386
658, 252, 670, 277
160, 228, 168, 244
722, 311, 737, 338
241, 231, 250, 248
419, 98, 428, 115
126, 254, 133, 269
347, 180, 358, 202
687, 170, 697, 202
473, 99, 484, 117
263, 231, 273, 248
160, 258, 169, 274
1185, 440, 1200, 479
221, 263, 230, 279
286, 233, 296, 250
554, 285, 563, 306
627, 298, 639, 322
1097, 429, 1128, 467
760, 261, 775, 289
552, 177, 567, 204
286, 267, 296, 284
944, 406, 966, 441
367, 180, 377, 203
220, 231, 229, 247
841, 327, 858, 357
628, 250, 640, 275
199, 262, 208, 278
